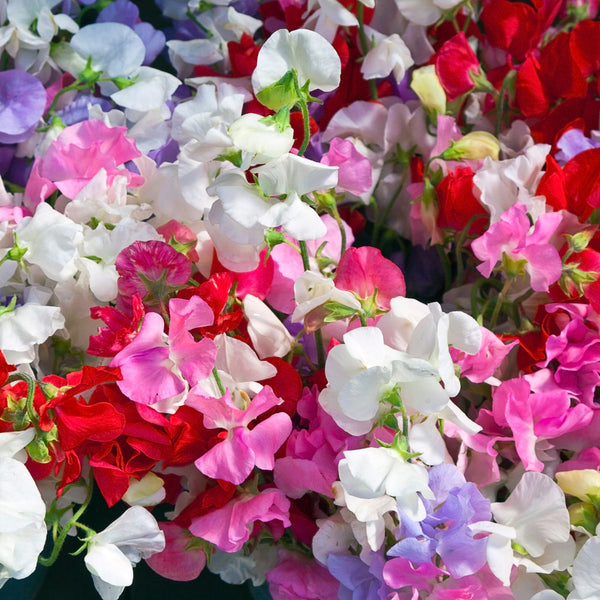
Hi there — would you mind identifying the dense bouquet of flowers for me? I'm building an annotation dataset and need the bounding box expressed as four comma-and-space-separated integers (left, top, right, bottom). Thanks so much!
2, 0, 600, 598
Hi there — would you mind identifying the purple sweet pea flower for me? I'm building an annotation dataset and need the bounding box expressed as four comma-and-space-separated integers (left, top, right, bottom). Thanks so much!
555, 128, 600, 164
327, 553, 392, 600
0, 70, 46, 144
388, 464, 491, 579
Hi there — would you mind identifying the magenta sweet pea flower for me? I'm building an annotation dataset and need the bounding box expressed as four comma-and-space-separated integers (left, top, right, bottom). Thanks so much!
190, 385, 293, 485
115, 240, 192, 307
0, 70, 46, 144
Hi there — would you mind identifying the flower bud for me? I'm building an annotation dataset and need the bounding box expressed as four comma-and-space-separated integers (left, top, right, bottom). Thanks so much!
410, 65, 446, 117
556, 469, 600, 502
441, 131, 500, 161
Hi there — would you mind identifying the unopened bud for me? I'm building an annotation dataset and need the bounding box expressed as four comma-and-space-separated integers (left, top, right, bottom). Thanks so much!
441, 131, 500, 161
411, 65, 446, 117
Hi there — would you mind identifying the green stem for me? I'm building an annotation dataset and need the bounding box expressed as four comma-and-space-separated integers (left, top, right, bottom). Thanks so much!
7, 372, 40, 430
489, 277, 513, 330
212, 367, 226, 396
297, 98, 311, 157
329, 202, 347, 256
39, 477, 95, 568
299, 240, 326, 369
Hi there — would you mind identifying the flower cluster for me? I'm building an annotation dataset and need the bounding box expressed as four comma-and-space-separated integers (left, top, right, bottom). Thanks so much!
0, 1, 599, 599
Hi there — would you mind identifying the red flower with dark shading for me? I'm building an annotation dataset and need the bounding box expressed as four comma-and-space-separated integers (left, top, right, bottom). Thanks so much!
88, 293, 145, 357
436, 166, 488, 235
434, 32, 481, 102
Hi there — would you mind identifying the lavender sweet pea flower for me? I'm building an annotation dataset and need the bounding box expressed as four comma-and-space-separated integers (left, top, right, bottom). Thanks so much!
388, 464, 491, 579
0, 70, 46, 144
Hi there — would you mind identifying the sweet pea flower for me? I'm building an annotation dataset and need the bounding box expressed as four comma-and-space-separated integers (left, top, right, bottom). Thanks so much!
0, 70, 46, 144
111, 295, 217, 413
0, 455, 47, 588
64, 22, 146, 93
15, 202, 83, 282
24, 119, 144, 208
190, 385, 293, 485
394, 0, 464, 25
321, 137, 373, 196
568, 530, 600, 600
251, 28, 341, 110
189, 489, 291, 553
303, 0, 359, 42
0, 285, 65, 365
84, 506, 165, 600
471, 472, 574, 586
360, 28, 414, 83
208, 154, 337, 244
243, 294, 294, 359
471, 202, 563, 292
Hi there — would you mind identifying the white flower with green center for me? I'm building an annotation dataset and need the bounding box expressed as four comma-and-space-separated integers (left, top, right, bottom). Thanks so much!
251, 28, 341, 110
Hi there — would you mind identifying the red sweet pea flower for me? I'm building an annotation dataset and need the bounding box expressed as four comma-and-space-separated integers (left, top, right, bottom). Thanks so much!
228, 33, 260, 77
436, 167, 488, 235
480, 0, 561, 63
85, 383, 173, 506
178, 272, 244, 338
88, 293, 145, 357
0, 351, 15, 386
434, 32, 481, 102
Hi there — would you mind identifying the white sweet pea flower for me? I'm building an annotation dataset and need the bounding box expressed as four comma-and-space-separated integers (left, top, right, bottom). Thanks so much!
208, 154, 336, 243
303, 0, 358, 42
361, 28, 414, 82
394, 0, 464, 25
0, 429, 35, 461
243, 294, 293, 359
378, 297, 481, 397
0, 457, 47, 588
110, 66, 181, 113
228, 113, 294, 165
16, 202, 84, 283
66, 23, 146, 94
251, 28, 341, 99
84, 506, 165, 600
0, 285, 65, 365
319, 327, 443, 435
291, 270, 361, 323
338, 447, 434, 522
568, 531, 600, 600
0, 0, 78, 76
471, 472, 573, 586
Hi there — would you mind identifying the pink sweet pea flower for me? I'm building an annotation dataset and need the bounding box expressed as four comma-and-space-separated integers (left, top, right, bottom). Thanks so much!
471, 202, 563, 292
492, 376, 594, 471
334, 246, 406, 311
188, 489, 291, 553
24, 119, 144, 208
266, 551, 340, 600
189, 386, 292, 485
321, 137, 372, 196
110, 295, 216, 413
145, 522, 206, 582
